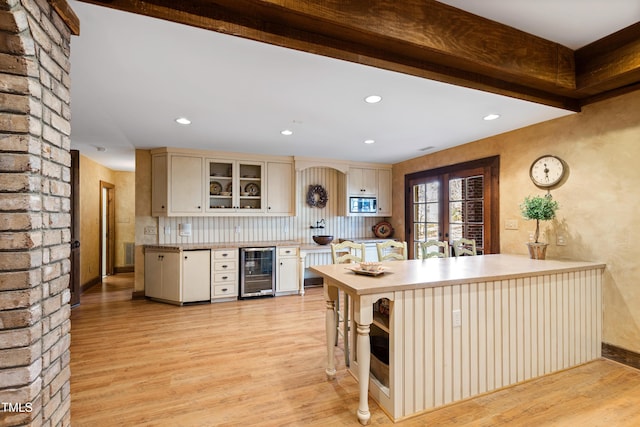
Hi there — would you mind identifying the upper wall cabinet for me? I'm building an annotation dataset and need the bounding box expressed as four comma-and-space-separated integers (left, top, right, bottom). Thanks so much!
152, 153, 204, 216
151, 148, 296, 217
343, 165, 393, 217
266, 161, 295, 216
348, 167, 378, 195
207, 159, 265, 215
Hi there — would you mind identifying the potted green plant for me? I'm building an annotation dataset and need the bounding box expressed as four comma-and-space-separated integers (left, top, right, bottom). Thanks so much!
520, 194, 559, 259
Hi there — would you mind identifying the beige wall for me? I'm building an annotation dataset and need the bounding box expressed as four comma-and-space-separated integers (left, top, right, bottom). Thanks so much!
114, 170, 136, 266
79, 155, 135, 286
392, 90, 640, 354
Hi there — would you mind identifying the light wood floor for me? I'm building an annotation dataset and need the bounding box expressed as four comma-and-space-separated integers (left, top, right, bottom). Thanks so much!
71, 273, 640, 426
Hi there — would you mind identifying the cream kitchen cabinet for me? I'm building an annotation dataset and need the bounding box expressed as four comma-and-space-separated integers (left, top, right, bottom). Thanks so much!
344, 166, 392, 216
151, 154, 168, 216
376, 168, 392, 216
206, 159, 266, 215
145, 248, 211, 304
276, 246, 299, 295
151, 153, 204, 216
348, 167, 378, 195
145, 248, 181, 303
266, 161, 294, 216
211, 249, 238, 302
182, 250, 211, 302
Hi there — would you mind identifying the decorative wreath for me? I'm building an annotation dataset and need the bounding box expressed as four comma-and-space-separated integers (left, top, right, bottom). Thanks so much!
307, 184, 328, 208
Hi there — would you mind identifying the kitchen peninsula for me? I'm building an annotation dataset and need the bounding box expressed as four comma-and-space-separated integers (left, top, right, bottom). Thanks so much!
311, 254, 605, 425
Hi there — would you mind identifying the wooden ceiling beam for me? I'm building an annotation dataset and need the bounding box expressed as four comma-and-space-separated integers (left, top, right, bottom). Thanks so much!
72, 0, 640, 112
575, 22, 640, 101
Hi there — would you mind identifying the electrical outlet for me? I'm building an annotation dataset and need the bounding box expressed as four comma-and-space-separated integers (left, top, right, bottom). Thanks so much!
144, 226, 156, 235
164, 226, 171, 235
452, 309, 461, 327
235, 226, 241, 234
557, 234, 567, 246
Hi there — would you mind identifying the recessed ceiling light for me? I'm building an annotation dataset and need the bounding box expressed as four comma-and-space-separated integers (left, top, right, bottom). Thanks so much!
96, 146, 106, 152
364, 139, 375, 144
175, 117, 191, 125
483, 114, 501, 121
281, 129, 293, 136
364, 95, 382, 104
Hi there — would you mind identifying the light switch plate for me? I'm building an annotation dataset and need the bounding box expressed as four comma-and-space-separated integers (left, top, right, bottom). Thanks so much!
505, 219, 519, 230
144, 226, 156, 235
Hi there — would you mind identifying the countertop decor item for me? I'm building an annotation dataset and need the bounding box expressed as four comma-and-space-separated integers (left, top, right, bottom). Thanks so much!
307, 184, 328, 208
520, 193, 559, 259
372, 221, 393, 238
312, 235, 333, 245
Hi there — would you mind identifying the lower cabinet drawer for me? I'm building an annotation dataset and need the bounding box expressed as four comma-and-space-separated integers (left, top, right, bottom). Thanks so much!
214, 272, 237, 282
213, 283, 236, 297
214, 261, 237, 271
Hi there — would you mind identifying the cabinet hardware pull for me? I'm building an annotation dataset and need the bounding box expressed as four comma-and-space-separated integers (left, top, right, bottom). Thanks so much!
222, 288, 228, 292
222, 276, 228, 280
222, 265, 228, 268
222, 253, 228, 257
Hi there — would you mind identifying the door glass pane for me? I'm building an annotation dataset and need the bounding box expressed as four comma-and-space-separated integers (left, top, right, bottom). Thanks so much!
449, 174, 485, 254
412, 180, 441, 258
449, 201, 463, 223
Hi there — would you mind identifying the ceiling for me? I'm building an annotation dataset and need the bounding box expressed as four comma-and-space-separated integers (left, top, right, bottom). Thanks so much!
68, 1, 640, 171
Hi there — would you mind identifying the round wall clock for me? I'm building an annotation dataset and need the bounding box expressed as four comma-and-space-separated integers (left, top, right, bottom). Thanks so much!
529, 155, 566, 188
372, 221, 394, 238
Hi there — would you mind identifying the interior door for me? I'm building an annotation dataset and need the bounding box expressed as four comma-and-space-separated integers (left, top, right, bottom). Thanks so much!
406, 156, 499, 259
100, 181, 115, 277
70, 150, 80, 306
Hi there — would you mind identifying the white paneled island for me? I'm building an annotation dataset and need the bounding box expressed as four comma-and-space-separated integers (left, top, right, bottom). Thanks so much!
311, 254, 605, 425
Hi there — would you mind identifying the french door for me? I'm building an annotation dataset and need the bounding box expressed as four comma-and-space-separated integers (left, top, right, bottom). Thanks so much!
405, 156, 499, 259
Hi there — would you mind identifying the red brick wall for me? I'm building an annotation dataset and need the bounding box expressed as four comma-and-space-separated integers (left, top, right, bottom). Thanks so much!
0, 1, 72, 425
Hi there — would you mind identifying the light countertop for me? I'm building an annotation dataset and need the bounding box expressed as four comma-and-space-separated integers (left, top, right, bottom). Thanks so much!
311, 254, 606, 295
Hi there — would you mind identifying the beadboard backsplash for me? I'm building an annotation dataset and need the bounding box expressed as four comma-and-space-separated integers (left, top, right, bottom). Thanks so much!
158, 167, 386, 245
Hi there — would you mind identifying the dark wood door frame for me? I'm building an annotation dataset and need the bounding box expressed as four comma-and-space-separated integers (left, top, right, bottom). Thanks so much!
99, 180, 115, 278
404, 156, 500, 259
70, 150, 81, 306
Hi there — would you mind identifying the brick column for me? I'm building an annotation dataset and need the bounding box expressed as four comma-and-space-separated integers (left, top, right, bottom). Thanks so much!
0, 1, 72, 426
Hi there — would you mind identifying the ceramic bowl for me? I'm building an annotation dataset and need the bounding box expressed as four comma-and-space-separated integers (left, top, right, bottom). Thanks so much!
312, 235, 334, 245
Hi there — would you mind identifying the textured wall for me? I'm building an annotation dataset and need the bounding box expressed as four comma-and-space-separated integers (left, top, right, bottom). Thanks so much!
114, 170, 135, 267
77, 155, 135, 284
78, 155, 112, 285
0, 1, 73, 425
392, 90, 640, 354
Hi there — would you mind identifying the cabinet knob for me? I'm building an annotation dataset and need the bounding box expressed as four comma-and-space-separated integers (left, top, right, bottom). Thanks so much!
222, 265, 228, 269
184, 256, 188, 259
161, 205, 165, 209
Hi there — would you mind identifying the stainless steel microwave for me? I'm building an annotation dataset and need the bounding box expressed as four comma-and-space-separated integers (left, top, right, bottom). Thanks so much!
349, 197, 377, 213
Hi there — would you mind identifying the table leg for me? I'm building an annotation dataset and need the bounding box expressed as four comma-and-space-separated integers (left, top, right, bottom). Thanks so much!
325, 289, 337, 379
356, 322, 371, 425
